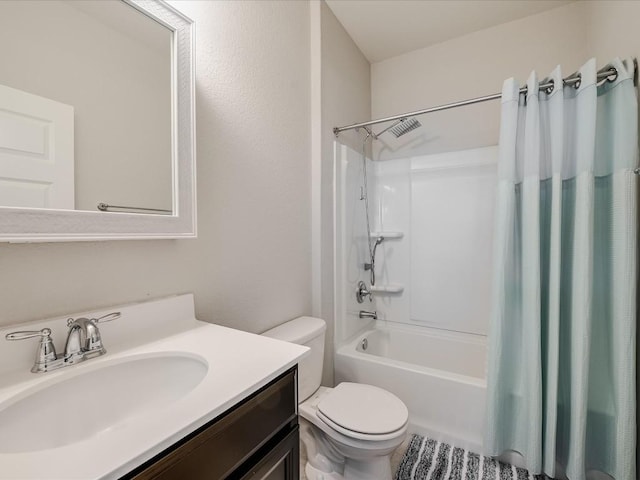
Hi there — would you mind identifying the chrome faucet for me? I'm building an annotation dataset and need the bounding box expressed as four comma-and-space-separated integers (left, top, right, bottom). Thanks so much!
65, 312, 119, 359
358, 310, 377, 320
5, 312, 121, 373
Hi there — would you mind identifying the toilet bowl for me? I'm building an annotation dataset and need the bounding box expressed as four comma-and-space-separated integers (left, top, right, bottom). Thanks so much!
300, 384, 408, 480
262, 317, 408, 480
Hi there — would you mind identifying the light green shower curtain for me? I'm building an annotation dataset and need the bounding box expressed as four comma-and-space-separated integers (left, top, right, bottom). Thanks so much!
485, 58, 637, 480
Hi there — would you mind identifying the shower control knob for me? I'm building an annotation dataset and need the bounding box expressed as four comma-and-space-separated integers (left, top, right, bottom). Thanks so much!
356, 281, 372, 303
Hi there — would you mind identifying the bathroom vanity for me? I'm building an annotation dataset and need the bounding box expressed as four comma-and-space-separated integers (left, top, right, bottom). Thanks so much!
0, 295, 307, 479
126, 368, 299, 479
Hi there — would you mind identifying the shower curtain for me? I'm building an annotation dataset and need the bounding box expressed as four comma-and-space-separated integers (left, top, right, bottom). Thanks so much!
485, 58, 637, 480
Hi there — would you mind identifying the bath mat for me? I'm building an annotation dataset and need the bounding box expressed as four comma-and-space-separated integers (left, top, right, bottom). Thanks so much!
395, 434, 547, 480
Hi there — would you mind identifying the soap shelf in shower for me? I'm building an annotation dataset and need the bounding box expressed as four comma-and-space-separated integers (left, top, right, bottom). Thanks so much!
369, 232, 404, 239
370, 284, 404, 294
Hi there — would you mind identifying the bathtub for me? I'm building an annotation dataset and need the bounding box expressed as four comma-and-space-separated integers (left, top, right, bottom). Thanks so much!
334, 322, 487, 452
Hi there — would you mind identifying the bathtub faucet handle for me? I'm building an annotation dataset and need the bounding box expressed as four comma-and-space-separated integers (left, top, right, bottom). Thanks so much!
356, 281, 373, 303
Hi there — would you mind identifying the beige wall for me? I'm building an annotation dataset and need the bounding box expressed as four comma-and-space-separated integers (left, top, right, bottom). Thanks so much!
372, 1, 591, 118
587, 1, 640, 63
371, 2, 590, 155
316, 1, 371, 385
370, 1, 640, 154
0, 1, 312, 338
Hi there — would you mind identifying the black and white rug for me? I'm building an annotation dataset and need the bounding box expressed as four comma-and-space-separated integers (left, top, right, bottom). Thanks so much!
395, 435, 546, 480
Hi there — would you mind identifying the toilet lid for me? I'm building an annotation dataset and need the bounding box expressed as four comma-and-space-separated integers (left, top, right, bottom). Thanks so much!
317, 383, 408, 435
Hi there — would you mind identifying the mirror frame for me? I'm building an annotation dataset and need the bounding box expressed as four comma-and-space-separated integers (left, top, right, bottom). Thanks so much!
0, 0, 196, 242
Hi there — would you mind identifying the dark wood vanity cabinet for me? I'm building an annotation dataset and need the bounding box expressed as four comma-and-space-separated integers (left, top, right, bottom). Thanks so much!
124, 367, 299, 480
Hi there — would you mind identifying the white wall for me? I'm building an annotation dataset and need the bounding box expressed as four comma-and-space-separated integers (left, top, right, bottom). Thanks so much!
318, 1, 371, 385
0, 2, 311, 340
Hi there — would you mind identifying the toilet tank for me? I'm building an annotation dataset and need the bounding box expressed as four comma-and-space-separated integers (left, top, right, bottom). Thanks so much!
262, 317, 326, 402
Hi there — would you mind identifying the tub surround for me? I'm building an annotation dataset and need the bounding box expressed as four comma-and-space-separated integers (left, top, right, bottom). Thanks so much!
0, 294, 308, 479
333, 142, 494, 451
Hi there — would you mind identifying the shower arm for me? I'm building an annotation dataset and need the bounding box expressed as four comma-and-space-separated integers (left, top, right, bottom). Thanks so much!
371, 119, 403, 139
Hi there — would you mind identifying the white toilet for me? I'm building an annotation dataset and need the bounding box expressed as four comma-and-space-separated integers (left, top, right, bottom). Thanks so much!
263, 317, 408, 480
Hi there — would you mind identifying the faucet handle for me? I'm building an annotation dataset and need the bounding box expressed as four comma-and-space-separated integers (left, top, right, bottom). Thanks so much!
6, 328, 52, 341
65, 311, 121, 328
94, 312, 121, 323
356, 281, 373, 303
6, 328, 58, 372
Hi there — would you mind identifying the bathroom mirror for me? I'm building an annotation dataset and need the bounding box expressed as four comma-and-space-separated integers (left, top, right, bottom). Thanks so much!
0, 0, 195, 241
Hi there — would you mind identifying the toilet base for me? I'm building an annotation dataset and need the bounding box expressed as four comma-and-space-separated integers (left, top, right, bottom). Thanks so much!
344, 456, 393, 479
305, 462, 343, 480
301, 419, 395, 480
304, 456, 393, 480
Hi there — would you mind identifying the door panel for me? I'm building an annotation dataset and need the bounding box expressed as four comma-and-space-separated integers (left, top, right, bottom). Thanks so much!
0, 84, 74, 209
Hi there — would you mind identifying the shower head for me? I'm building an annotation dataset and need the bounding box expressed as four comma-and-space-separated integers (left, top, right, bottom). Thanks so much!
371, 236, 384, 263
388, 117, 421, 138
365, 235, 385, 286
373, 117, 422, 139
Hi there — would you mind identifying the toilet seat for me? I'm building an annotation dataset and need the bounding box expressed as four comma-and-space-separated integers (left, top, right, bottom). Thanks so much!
316, 383, 408, 441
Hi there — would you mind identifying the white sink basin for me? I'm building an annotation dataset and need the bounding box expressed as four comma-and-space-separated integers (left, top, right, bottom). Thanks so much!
0, 353, 208, 453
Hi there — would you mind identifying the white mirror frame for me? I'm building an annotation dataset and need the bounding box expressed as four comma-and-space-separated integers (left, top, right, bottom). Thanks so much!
0, 0, 196, 242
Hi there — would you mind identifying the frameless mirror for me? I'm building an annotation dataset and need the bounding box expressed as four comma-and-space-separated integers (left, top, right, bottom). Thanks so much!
0, 0, 195, 241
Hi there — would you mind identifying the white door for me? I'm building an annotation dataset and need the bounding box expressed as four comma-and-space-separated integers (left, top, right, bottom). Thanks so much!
0, 84, 74, 209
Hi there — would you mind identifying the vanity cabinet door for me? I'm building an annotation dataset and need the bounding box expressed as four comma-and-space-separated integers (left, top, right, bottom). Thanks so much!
125, 368, 298, 480
239, 428, 299, 480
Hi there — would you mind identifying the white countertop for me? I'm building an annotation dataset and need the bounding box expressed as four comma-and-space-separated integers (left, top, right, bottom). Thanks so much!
0, 295, 308, 479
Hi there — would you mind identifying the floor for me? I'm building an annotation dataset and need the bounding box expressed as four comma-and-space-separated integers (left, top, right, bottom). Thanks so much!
299, 436, 412, 479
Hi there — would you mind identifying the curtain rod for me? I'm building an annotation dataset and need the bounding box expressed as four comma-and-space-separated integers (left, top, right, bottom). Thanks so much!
333, 59, 638, 137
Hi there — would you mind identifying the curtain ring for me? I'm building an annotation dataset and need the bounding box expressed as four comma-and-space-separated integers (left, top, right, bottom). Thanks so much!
573, 73, 582, 89
605, 67, 618, 83
544, 79, 554, 95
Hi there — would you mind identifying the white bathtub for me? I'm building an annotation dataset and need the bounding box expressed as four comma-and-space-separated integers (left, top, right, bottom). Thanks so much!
334, 322, 488, 452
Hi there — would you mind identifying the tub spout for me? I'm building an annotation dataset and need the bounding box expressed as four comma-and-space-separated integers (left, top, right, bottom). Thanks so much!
359, 310, 377, 320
